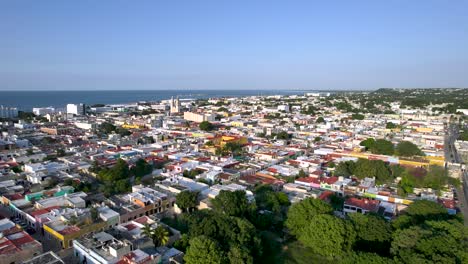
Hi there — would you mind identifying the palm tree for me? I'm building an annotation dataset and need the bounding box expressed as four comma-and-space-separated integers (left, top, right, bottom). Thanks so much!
152, 225, 169, 247
141, 224, 169, 248
142, 224, 153, 238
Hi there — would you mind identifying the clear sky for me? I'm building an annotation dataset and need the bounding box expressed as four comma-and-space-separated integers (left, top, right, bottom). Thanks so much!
1, 0, 467, 91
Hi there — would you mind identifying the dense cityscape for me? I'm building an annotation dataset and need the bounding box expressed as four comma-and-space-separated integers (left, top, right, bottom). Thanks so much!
0, 88, 467, 263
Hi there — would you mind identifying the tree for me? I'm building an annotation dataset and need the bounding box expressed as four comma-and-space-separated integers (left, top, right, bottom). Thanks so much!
334, 161, 355, 177
184, 236, 226, 264
371, 139, 394, 155
349, 213, 392, 254
316, 117, 325, 123
353, 159, 391, 183
285, 197, 333, 236
386, 122, 397, 129
395, 141, 424, 157
423, 165, 448, 190
351, 113, 365, 120
212, 190, 250, 217
131, 158, 153, 178
228, 245, 253, 264
392, 200, 449, 229
89, 160, 101, 173
56, 148, 66, 157
176, 191, 199, 213
100, 122, 116, 134
90, 207, 99, 221
199, 121, 214, 131
276, 131, 291, 140
142, 224, 170, 248
360, 138, 376, 151
116, 127, 131, 136
98, 159, 130, 182
390, 221, 467, 263
340, 252, 394, 264
298, 169, 307, 178
299, 214, 355, 257
254, 185, 289, 215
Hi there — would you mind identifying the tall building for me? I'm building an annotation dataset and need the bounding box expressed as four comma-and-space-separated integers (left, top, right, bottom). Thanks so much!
32, 107, 55, 116
66, 103, 86, 115
170, 96, 181, 114
183, 112, 215, 122
0, 106, 18, 118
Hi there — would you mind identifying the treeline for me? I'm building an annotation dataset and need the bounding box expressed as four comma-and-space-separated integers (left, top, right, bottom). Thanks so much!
92, 158, 153, 196
165, 186, 290, 264
335, 159, 459, 193
286, 198, 467, 263
360, 138, 424, 157
99, 122, 132, 136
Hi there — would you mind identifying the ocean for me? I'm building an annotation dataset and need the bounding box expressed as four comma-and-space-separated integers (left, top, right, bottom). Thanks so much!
0, 90, 316, 111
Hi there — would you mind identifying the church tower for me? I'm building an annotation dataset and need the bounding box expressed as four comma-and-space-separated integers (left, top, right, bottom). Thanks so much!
170, 96, 181, 114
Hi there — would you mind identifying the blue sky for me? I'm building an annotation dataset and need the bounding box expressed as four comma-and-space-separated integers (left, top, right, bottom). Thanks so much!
1, 0, 467, 90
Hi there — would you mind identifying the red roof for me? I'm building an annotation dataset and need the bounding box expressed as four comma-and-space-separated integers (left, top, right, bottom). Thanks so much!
322, 176, 338, 184
345, 197, 380, 211
4, 193, 24, 201
29, 209, 49, 217
319, 191, 334, 201
124, 223, 138, 231
439, 198, 456, 209
0, 239, 18, 255
134, 216, 151, 224
295, 177, 320, 184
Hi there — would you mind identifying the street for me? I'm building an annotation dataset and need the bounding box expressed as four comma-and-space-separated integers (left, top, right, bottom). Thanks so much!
445, 123, 468, 225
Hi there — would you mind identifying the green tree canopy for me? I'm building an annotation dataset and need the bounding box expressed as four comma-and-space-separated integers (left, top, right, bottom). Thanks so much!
351, 113, 365, 120
199, 121, 214, 131
391, 221, 467, 263
176, 191, 199, 213
360, 138, 376, 150
276, 131, 291, 140
395, 141, 424, 157
131, 158, 153, 178
299, 214, 356, 257
285, 197, 333, 236
184, 236, 226, 264
334, 161, 356, 177
340, 252, 394, 264
228, 245, 253, 264
386, 122, 397, 129
353, 159, 391, 183
371, 139, 394, 155
349, 213, 392, 254
212, 190, 251, 217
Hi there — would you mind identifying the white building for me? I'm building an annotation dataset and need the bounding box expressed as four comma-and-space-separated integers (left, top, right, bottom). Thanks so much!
73, 232, 132, 264
183, 112, 215, 122
277, 105, 290, 112
32, 107, 55, 116
74, 121, 96, 130
67, 103, 86, 115
0, 105, 18, 118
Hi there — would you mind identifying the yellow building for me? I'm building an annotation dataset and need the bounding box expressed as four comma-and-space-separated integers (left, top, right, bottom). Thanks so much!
122, 123, 142, 129
43, 220, 107, 249
415, 127, 434, 133
213, 135, 248, 148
